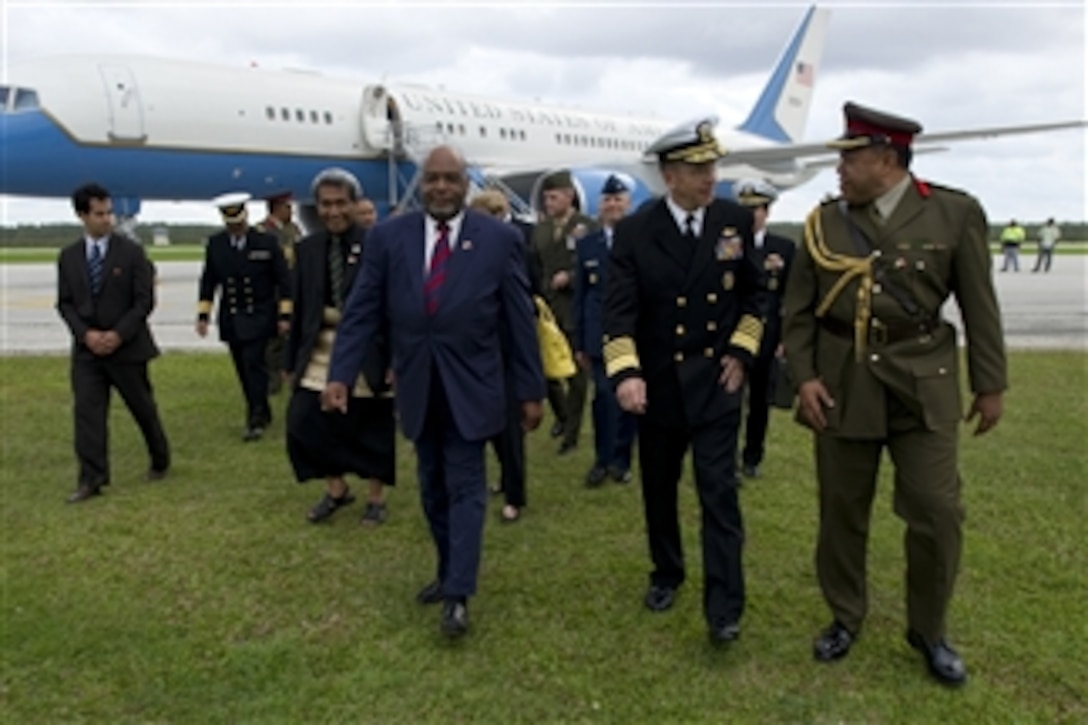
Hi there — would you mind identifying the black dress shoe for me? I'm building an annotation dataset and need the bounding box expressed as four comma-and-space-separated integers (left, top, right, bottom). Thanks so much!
557, 441, 577, 456
146, 467, 168, 482
441, 600, 469, 637
242, 426, 263, 442
607, 466, 632, 484
708, 620, 741, 645
906, 629, 968, 687
644, 585, 677, 612
549, 421, 565, 439
741, 464, 760, 479
585, 466, 608, 487
66, 484, 101, 504
416, 581, 443, 605
813, 621, 855, 661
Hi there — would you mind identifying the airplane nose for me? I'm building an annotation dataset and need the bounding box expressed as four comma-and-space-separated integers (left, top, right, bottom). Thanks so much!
0, 109, 85, 196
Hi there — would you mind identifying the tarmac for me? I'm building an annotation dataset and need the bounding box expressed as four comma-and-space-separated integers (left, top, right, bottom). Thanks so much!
1, 256, 1085, 355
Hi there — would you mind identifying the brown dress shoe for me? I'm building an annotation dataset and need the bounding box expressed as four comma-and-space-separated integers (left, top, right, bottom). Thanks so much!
66, 484, 102, 504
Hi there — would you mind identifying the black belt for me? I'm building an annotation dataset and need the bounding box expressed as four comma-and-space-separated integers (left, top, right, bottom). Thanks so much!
820, 316, 940, 346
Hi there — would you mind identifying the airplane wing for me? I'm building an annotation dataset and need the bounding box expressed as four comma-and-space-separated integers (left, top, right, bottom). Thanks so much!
721, 119, 1086, 168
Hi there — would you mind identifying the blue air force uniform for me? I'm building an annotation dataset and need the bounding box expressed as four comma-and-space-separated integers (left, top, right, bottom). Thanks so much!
572, 175, 636, 482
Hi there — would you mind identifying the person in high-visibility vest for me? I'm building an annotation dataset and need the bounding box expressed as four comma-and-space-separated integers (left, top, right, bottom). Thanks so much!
999, 219, 1026, 272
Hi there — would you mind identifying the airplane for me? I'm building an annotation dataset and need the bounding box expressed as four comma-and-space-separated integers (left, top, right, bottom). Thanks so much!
1, 4, 1084, 232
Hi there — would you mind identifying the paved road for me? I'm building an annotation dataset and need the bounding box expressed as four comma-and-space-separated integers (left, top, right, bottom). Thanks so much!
2, 257, 1085, 355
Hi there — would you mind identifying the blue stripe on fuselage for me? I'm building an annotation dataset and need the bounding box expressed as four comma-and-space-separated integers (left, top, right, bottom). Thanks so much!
0, 109, 412, 207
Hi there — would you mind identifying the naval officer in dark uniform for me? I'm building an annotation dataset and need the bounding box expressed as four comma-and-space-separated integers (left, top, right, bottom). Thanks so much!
604, 117, 769, 645
196, 192, 292, 441
782, 103, 1007, 686
732, 179, 796, 479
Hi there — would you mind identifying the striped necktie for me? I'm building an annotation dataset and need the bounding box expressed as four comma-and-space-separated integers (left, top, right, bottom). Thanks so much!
424, 222, 451, 315
328, 235, 344, 308
89, 241, 104, 296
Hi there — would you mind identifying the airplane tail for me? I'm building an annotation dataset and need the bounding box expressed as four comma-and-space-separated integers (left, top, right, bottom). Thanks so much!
737, 5, 831, 143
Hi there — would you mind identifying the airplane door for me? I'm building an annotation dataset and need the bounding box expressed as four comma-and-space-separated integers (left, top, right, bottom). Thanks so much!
98, 65, 146, 142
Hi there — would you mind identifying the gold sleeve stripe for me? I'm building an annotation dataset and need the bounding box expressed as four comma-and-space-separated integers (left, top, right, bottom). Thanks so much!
729, 315, 763, 356
736, 315, 763, 339
604, 336, 640, 377
197, 300, 213, 314
729, 330, 760, 357
279, 299, 293, 315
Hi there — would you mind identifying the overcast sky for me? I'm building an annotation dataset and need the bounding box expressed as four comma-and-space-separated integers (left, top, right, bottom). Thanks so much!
1, 0, 1084, 225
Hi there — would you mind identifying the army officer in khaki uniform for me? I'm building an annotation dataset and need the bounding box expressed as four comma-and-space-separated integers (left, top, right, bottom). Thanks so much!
782, 102, 1007, 687
530, 171, 598, 455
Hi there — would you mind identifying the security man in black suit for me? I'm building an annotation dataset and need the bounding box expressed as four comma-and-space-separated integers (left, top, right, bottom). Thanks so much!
732, 179, 796, 479
57, 182, 171, 503
604, 117, 769, 645
196, 192, 291, 441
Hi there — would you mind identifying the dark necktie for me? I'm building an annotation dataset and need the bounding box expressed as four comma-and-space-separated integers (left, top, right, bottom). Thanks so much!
233, 235, 245, 251
424, 222, 451, 315
89, 241, 104, 296
328, 235, 344, 308
684, 214, 697, 240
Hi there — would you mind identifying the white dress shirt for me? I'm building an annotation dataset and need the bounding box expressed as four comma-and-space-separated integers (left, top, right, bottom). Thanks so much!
665, 195, 706, 237
84, 235, 109, 261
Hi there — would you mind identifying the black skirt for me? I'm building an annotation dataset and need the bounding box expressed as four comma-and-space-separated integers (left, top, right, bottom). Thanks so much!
286, 389, 396, 485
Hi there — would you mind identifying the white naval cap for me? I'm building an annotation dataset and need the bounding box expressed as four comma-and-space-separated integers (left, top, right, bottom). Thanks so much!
732, 178, 779, 207
212, 192, 252, 223
645, 116, 726, 164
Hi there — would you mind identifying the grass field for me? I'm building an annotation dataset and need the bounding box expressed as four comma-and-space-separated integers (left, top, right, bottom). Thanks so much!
1, 351, 1085, 722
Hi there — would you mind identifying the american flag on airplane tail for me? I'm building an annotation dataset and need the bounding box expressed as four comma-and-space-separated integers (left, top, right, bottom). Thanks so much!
795, 61, 814, 87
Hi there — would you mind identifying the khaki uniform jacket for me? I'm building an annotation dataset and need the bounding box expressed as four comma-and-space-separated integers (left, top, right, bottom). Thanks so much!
531, 212, 598, 332
782, 180, 1007, 439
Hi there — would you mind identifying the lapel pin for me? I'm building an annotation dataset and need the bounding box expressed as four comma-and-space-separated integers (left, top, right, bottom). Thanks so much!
461, 240, 473, 251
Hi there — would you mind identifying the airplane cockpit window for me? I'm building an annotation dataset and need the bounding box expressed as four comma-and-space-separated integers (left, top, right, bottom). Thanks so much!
0, 86, 10, 112
13, 88, 40, 111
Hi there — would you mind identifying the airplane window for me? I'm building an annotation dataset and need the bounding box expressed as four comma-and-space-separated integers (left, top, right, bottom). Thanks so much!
446, 122, 455, 135
480, 126, 487, 137
310, 110, 319, 123
324, 111, 333, 124
266, 106, 275, 120
281, 108, 290, 121
500, 128, 506, 139
295, 109, 305, 122
458, 123, 465, 135
1, 86, 11, 111
519, 130, 526, 141
13, 88, 39, 111
435, 121, 443, 132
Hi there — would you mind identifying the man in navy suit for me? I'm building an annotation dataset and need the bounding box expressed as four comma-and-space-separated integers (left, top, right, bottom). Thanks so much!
732, 179, 796, 479
325, 146, 545, 637
573, 175, 637, 487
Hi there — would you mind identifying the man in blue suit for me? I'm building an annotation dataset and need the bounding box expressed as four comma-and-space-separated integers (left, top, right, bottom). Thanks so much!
324, 146, 545, 638
573, 175, 637, 486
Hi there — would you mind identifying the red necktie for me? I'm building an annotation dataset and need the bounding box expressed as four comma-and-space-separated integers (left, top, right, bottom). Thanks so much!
424, 222, 451, 315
